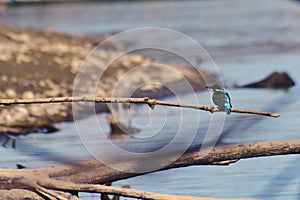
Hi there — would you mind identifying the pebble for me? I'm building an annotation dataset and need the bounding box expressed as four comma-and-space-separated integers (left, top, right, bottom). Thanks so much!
1, 75, 8, 82
5, 88, 17, 98
22, 91, 35, 99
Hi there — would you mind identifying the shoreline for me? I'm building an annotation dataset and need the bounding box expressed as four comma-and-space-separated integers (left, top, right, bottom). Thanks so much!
0, 23, 210, 135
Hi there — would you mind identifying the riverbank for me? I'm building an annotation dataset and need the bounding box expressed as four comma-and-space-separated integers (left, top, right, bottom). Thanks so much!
0, 23, 209, 134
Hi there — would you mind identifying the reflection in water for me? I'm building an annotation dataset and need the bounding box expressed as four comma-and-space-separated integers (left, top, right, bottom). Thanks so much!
1, 135, 16, 148
107, 114, 139, 140
0, 125, 59, 149
217, 88, 299, 146
100, 182, 131, 200
107, 102, 140, 139
255, 157, 300, 199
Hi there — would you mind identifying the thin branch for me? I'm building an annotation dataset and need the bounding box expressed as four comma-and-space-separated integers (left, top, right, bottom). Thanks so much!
0, 97, 280, 118
35, 188, 60, 200
230, 108, 280, 118
38, 179, 257, 200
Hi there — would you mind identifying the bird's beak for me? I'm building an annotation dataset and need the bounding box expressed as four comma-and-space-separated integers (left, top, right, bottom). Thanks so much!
206, 86, 212, 89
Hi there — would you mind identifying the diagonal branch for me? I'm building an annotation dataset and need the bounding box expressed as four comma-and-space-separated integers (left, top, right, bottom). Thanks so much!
0, 139, 298, 199
0, 97, 280, 118
29, 139, 299, 186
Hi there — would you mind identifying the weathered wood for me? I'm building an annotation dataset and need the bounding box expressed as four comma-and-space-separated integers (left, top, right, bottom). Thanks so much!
0, 168, 255, 200
51, 139, 298, 184
1, 139, 298, 199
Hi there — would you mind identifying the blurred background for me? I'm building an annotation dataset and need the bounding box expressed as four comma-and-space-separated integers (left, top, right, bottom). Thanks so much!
0, 0, 299, 199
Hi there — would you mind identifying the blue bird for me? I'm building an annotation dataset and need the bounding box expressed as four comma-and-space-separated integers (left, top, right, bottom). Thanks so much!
206, 84, 232, 115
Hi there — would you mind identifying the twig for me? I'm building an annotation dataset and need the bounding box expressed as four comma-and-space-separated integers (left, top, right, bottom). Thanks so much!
230, 108, 280, 118
39, 179, 257, 200
0, 97, 280, 118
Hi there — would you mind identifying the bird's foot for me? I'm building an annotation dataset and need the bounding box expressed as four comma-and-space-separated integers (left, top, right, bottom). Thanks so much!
210, 106, 221, 113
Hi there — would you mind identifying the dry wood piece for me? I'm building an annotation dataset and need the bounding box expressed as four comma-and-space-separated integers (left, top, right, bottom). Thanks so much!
0, 96, 280, 118
1, 139, 299, 199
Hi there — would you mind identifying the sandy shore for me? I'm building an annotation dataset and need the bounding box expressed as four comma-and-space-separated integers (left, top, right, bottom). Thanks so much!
0, 23, 210, 134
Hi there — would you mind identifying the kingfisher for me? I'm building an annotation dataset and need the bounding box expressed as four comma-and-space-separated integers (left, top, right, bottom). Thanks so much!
206, 84, 232, 115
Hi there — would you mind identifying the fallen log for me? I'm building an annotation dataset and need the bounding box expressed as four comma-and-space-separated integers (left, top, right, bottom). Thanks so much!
0, 139, 299, 199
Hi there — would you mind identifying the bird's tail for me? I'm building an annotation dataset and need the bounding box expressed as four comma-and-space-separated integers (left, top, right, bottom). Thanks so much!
225, 104, 231, 115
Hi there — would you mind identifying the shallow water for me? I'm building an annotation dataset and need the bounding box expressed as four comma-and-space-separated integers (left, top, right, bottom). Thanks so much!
1, 0, 300, 199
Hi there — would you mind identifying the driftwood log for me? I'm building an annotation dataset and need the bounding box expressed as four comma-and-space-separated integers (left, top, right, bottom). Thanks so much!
0, 139, 299, 199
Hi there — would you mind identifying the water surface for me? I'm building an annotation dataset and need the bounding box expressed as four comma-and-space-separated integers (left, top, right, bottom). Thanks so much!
1, 0, 300, 199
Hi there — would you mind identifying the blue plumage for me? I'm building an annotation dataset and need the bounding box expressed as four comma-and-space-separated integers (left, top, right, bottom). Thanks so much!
206, 84, 232, 115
